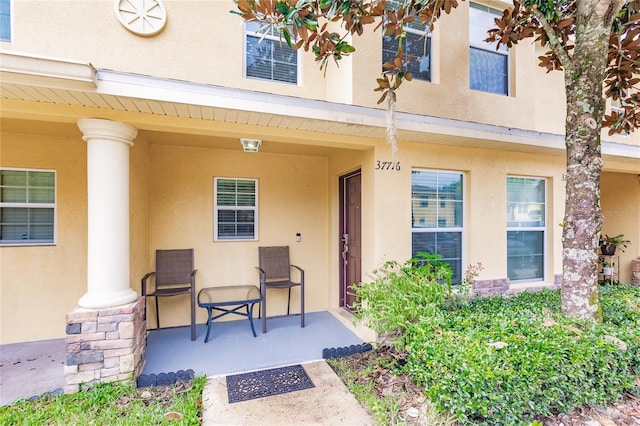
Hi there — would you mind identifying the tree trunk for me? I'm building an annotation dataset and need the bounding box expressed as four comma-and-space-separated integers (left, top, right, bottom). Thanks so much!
560, 2, 621, 321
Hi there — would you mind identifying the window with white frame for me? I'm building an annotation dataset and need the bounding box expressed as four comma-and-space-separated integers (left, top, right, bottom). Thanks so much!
469, 2, 509, 95
245, 21, 298, 84
0, 0, 10, 42
412, 170, 463, 283
214, 177, 258, 241
1, 169, 56, 245
382, 0, 431, 81
506, 177, 545, 281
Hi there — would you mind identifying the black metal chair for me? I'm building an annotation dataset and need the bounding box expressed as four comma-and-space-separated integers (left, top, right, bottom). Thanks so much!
141, 249, 197, 341
257, 246, 305, 333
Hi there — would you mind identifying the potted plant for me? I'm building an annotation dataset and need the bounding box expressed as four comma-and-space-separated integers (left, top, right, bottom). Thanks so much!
599, 234, 631, 255
601, 259, 615, 276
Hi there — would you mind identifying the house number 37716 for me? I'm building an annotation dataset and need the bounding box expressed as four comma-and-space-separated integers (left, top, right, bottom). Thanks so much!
375, 161, 401, 171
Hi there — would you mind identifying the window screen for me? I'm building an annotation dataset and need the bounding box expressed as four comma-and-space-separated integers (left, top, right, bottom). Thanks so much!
245, 21, 298, 84
469, 3, 509, 95
1, 169, 56, 244
412, 170, 464, 283
507, 177, 546, 281
214, 178, 258, 241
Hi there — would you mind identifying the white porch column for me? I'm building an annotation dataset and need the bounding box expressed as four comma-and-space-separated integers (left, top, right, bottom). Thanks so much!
77, 118, 138, 308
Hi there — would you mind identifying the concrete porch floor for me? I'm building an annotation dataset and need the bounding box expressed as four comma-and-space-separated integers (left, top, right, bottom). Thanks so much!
0, 309, 374, 406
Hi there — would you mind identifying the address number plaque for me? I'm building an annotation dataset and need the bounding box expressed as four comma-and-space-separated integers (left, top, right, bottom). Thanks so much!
375, 160, 401, 171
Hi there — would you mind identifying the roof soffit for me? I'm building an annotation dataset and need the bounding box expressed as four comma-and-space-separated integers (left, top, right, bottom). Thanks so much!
1, 52, 639, 161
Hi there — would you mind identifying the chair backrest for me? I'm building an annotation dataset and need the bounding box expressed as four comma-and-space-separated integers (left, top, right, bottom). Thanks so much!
258, 246, 291, 281
155, 249, 194, 286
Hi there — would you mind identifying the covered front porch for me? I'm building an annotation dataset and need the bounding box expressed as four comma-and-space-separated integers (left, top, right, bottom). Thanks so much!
0, 309, 373, 405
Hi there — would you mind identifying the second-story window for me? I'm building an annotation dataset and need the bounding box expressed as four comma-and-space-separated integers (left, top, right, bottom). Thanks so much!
245, 21, 298, 84
469, 3, 509, 95
0, 0, 11, 42
382, 0, 431, 81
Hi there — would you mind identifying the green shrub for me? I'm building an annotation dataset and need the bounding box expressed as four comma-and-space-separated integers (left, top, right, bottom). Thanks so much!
353, 253, 452, 346
354, 256, 640, 424
403, 287, 640, 425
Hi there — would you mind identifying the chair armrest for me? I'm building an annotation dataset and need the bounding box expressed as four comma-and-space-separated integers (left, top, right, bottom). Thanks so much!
141, 272, 155, 296
190, 269, 197, 288
290, 265, 304, 283
255, 267, 266, 285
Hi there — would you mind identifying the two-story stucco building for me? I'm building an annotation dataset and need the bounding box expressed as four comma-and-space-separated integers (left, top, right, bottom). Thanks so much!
1, 0, 639, 385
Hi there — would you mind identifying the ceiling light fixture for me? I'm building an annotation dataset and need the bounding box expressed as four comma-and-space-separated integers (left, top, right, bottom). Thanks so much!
240, 138, 261, 153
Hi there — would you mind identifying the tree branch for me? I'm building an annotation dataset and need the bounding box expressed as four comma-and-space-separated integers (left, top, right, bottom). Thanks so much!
531, 7, 575, 76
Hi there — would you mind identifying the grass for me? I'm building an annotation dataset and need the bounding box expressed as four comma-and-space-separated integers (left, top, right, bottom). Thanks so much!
0, 376, 206, 426
328, 355, 402, 424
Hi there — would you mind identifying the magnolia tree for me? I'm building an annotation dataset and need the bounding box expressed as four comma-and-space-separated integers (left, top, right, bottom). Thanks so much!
234, 0, 640, 321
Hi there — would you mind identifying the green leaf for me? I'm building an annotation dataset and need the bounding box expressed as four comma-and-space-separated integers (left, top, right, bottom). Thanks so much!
282, 28, 292, 47
326, 1, 338, 19
301, 17, 318, 31
335, 41, 355, 53
275, 1, 289, 16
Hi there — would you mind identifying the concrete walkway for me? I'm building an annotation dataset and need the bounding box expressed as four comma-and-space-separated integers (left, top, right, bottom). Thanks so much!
202, 361, 372, 425
0, 338, 66, 405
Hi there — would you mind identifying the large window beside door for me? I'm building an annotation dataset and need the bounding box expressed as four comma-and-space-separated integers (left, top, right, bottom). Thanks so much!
507, 176, 545, 281
412, 170, 463, 283
214, 177, 258, 241
0, 169, 56, 245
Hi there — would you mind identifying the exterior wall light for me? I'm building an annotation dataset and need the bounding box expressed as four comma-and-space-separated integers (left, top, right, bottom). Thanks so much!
240, 138, 261, 152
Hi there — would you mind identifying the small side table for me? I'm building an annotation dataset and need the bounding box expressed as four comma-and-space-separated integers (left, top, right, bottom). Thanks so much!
197, 285, 262, 343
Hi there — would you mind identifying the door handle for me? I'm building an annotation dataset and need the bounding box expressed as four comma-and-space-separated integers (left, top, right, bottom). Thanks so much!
342, 233, 349, 263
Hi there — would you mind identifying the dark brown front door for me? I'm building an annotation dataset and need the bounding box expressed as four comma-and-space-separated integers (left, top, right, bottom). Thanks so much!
339, 170, 361, 309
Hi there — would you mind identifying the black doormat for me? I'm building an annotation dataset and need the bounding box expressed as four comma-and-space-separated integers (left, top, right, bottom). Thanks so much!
226, 364, 315, 403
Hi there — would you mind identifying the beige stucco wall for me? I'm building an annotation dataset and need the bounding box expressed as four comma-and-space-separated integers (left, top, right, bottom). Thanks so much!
4, 0, 639, 150
347, 1, 570, 137
359, 138, 567, 283
130, 134, 151, 300
1, 0, 638, 346
8, 0, 635, 144
4, 1, 329, 101
601, 172, 640, 284
144, 143, 330, 328
1, 127, 637, 343
0, 132, 87, 344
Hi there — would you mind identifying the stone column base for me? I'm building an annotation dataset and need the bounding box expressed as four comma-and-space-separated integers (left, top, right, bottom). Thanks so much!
471, 278, 510, 298
472, 278, 559, 298
64, 297, 146, 394
632, 259, 640, 286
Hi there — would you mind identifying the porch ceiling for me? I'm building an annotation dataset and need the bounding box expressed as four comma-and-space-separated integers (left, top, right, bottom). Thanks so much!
0, 117, 346, 157
2, 51, 639, 163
